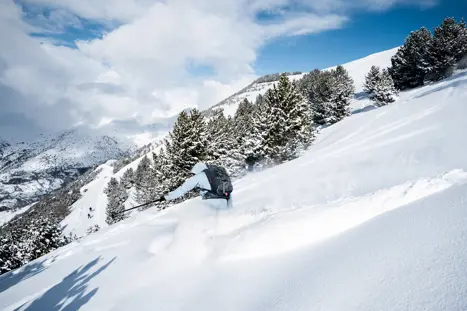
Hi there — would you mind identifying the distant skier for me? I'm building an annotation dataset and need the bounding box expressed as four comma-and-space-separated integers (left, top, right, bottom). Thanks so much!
162, 162, 233, 209
87, 207, 95, 219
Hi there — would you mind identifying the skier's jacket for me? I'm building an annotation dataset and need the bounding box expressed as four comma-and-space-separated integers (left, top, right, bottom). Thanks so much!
164, 163, 233, 201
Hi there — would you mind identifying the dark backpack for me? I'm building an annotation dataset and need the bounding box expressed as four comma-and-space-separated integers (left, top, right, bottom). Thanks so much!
202, 164, 233, 199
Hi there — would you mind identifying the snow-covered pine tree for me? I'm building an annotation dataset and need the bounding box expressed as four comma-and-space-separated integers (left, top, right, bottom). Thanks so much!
105, 177, 128, 225
121, 167, 135, 189
165, 108, 208, 191
242, 93, 271, 169
261, 74, 314, 163
282, 87, 315, 161
457, 19, 467, 69
150, 151, 170, 209
426, 17, 467, 81
26, 216, 68, 259
237, 98, 256, 118
206, 110, 244, 177
308, 70, 334, 126
329, 65, 355, 124
371, 69, 399, 106
234, 98, 257, 171
153, 149, 171, 194
206, 108, 229, 163
363, 66, 381, 94
0, 215, 68, 275
297, 69, 320, 96
389, 27, 432, 90
135, 155, 157, 206
254, 94, 265, 106
222, 116, 246, 177
0, 233, 23, 275
234, 98, 256, 142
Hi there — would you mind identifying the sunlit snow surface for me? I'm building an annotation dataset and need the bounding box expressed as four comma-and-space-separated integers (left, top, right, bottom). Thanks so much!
2, 68, 467, 310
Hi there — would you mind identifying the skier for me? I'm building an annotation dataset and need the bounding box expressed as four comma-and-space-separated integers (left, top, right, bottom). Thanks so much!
162, 162, 233, 209
87, 207, 95, 219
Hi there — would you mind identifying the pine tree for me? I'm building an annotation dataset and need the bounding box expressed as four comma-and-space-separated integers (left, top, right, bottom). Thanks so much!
457, 19, 467, 69
105, 177, 128, 225
426, 17, 467, 81
165, 108, 208, 191
371, 69, 399, 106
121, 168, 135, 189
389, 27, 432, 90
363, 66, 381, 94
26, 216, 68, 259
243, 93, 271, 169
1, 216, 68, 275
222, 117, 246, 177
234, 98, 259, 170
297, 69, 320, 96
308, 70, 334, 126
150, 151, 170, 209
237, 98, 256, 118
329, 65, 355, 124
256, 74, 315, 163
153, 149, 171, 194
206, 109, 229, 163
234, 98, 256, 141
134, 155, 156, 205
206, 110, 245, 177
0, 234, 23, 274
455, 18, 467, 64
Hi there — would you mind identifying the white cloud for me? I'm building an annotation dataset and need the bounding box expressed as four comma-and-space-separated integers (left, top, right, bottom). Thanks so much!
0, 0, 437, 140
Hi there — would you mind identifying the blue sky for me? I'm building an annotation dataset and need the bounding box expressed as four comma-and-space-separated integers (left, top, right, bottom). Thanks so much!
3, 0, 467, 134
22, 0, 466, 76
255, 0, 467, 75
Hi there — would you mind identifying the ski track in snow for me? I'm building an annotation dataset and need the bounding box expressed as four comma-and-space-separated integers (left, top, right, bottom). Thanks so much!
2, 64, 467, 310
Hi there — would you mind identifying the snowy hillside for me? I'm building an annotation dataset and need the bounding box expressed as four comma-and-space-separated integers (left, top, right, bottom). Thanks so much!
1, 61, 467, 310
0, 115, 175, 212
60, 151, 154, 238
0, 129, 133, 211
211, 47, 398, 117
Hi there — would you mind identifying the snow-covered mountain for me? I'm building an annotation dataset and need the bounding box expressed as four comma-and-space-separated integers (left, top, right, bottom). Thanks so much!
2, 59, 467, 310
0, 111, 177, 212
0, 129, 133, 210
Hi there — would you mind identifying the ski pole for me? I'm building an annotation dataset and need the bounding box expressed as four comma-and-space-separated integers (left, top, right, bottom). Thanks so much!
114, 197, 163, 215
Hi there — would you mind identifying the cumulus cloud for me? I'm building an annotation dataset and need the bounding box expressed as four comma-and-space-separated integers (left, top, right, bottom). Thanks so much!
0, 0, 436, 141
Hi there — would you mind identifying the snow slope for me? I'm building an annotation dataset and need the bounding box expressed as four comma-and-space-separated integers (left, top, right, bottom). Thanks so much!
60, 142, 166, 238
212, 47, 398, 117
0, 203, 35, 227
1, 66, 467, 310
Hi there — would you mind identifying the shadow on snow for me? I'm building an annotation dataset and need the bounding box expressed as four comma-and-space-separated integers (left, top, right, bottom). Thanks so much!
14, 256, 116, 311
0, 259, 48, 294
